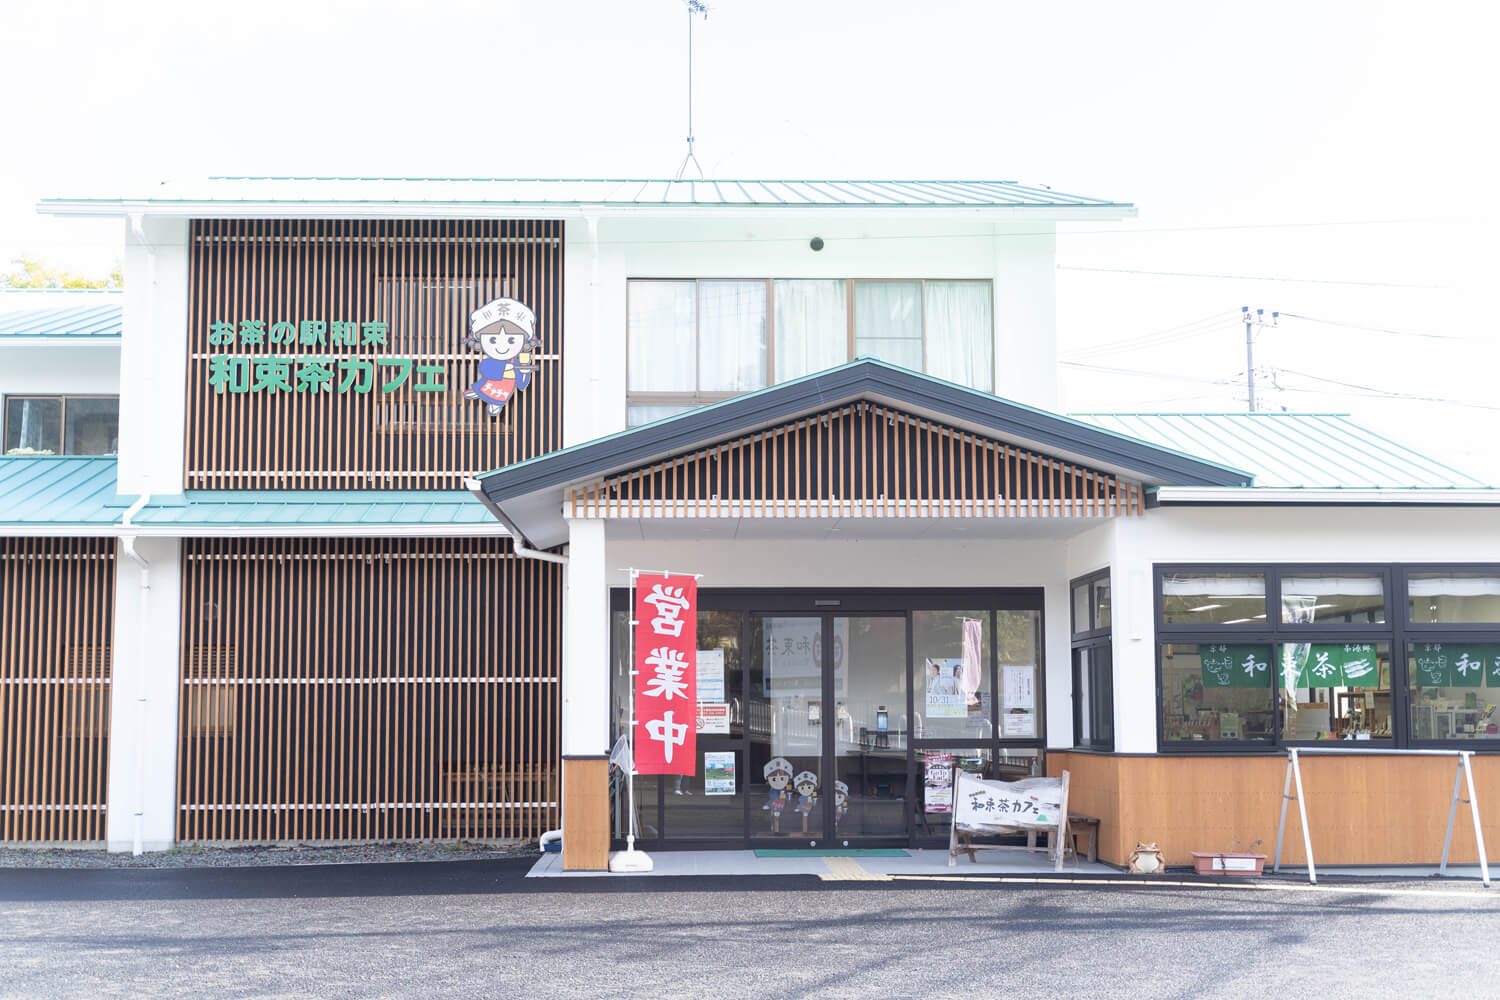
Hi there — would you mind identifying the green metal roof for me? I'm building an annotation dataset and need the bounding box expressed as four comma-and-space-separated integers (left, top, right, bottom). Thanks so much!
0, 291, 122, 340
1070, 412, 1491, 490
0, 456, 120, 526
130, 490, 491, 528
41, 177, 1133, 213
0, 457, 493, 532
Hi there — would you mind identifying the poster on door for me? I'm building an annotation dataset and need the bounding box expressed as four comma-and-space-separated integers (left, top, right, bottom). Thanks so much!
633, 573, 698, 776
704, 751, 736, 796
924, 751, 955, 813
925, 657, 966, 719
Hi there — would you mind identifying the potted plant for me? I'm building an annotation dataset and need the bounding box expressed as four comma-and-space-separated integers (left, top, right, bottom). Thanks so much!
1190, 838, 1266, 876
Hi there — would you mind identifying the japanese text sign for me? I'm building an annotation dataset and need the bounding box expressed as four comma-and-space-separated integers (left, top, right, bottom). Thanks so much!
633, 574, 698, 776
951, 771, 1064, 832
1200, 644, 1272, 688
1282, 643, 1383, 689
1412, 643, 1499, 688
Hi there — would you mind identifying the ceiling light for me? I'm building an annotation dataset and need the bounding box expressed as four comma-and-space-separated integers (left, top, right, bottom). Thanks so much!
1188, 603, 1224, 612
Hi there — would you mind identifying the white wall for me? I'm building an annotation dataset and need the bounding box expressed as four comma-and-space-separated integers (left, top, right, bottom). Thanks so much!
599, 534, 1076, 750
1106, 505, 1500, 753
562, 216, 1061, 446
119, 217, 189, 496
106, 536, 182, 852
0, 347, 119, 400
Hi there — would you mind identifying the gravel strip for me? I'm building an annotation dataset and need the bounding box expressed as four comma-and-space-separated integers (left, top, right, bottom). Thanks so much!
0, 840, 535, 869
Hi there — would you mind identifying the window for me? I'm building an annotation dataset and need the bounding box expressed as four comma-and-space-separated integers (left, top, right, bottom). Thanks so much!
1157, 564, 1500, 749
626, 278, 993, 425
4, 396, 119, 455
1071, 570, 1114, 750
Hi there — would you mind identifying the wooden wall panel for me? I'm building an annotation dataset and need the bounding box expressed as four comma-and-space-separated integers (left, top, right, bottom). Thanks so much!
1049, 751, 1500, 867
176, 537, 560, 843
0, 538, 114, 843
572, 401, 1142, 519
186, 219, 563, 490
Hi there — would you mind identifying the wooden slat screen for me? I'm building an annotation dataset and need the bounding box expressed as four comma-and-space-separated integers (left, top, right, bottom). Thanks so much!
570, 401, 1145, 518
176, 537, 559, 843
186, 219, 563, 490
0, 538, 114, 842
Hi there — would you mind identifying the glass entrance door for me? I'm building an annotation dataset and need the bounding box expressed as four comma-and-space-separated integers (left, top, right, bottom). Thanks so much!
748, 614, 908, 845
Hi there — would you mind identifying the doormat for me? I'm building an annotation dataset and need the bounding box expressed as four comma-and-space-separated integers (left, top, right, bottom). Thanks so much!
754, 849, 909, 858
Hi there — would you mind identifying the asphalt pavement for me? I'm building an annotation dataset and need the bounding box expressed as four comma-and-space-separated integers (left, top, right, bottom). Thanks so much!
2, 859, 1495, 999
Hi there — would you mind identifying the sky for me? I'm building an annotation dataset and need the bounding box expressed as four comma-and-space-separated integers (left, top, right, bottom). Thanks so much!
4, 0, 1498, 476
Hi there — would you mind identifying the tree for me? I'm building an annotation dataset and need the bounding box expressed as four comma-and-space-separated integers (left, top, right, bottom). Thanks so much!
0, 255, 122, 289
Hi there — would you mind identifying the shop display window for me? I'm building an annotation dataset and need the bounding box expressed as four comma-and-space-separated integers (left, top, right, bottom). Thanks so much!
1407, 643, 1500, 740
912, 609, 994, 740
1279, 642, 1392, 741
1160, 642, 1276, 743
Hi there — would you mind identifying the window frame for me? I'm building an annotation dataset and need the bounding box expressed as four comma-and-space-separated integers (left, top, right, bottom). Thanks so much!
624, 277, 995, 422
1155, 563, 1500, 753
2, 394, 120, 456
1071, 568, 1115, 751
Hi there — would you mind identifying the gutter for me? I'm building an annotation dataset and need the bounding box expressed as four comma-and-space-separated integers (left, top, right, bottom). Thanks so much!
464, 478, 568, 565
119, 493, 151, 857
1154, 487, 1500, 506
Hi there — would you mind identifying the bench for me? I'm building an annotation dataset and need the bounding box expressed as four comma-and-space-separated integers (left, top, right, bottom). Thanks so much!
1025, 812, 1101, 864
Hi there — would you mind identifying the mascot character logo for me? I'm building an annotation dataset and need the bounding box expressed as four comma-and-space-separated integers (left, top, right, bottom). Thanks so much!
464, 298, 538, 416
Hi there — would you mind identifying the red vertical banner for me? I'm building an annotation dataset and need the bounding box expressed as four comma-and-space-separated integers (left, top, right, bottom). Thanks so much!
633, 573, 698, 776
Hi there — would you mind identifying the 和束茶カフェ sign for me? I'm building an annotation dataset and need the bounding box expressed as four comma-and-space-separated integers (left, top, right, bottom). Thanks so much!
202, 297, 540, 417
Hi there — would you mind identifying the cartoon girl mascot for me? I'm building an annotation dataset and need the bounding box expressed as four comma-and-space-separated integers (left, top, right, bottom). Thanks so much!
793, 771, 820, 835
764, 757, 793, 833
464, 297, 538, 416
833, 780, 849, 832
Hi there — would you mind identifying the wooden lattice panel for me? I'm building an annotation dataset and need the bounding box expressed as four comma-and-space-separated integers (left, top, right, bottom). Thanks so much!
571, 401, 1144, 518
0, 538, 114, 842
176, 537, 560, 843
185, 218, 563, 490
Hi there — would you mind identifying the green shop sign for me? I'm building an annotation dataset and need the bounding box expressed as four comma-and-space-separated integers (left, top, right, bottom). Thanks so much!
1282, 643, 1381, 688
1200, 644, 1272, 688
208, 355, 447, 395
1411, 643, 1499, 688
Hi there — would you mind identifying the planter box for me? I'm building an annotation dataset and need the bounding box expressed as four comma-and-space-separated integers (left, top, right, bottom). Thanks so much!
1190, 852, 1267, 876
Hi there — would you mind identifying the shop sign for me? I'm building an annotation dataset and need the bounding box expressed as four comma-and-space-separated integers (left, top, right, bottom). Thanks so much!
1412, 643, 1500, 688
633, 573, 698, 775
952, 771, 1064, 831
1200, 644, 1273, 688
203, 297, 539, 417
704, 751, 736, 796
1282, 643, 1381, 688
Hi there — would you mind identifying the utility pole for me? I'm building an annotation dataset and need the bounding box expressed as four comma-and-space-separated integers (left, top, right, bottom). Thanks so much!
1241, 307, 1279, 412
674, 1, 710, 181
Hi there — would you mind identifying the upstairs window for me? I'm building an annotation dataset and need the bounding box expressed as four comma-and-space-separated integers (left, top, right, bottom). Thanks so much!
627, 278, 993, 425
4, 396, 119, 455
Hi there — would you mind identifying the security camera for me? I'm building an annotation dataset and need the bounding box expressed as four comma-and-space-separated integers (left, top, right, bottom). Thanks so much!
809, 236, 825, 252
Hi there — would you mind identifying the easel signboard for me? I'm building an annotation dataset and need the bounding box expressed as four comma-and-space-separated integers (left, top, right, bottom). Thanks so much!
948, 769, 1071, 871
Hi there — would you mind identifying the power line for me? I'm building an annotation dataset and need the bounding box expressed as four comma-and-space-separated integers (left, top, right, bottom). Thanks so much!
1280, 312, 1461, 341
1059, 360, 1238, 386
1272, 367, 1500, 412
1057, 265, 1442, 289
1064, 310, 1235, 360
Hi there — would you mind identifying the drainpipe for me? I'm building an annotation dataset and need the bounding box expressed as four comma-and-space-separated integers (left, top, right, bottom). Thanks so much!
463, 478, 569, 565
119, 494, 151, 856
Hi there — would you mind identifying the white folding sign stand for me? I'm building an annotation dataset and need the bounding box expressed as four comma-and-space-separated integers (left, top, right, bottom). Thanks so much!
1274, 747, 1490, 888
609, 567, 703, 875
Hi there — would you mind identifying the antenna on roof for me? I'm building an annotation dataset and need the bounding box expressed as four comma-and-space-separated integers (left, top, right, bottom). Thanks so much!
674, 1, 710, 181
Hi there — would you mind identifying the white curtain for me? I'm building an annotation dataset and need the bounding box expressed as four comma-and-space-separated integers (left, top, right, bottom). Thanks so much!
1408, 576, 1500, 596
698, 281, 767, 392
924, 281, 993, 392
853, 281, 922, 370
627, 280, 696, 392
773, 279, 847, 382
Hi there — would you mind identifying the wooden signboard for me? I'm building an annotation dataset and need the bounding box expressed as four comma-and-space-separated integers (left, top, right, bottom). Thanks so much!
947, 769, 1071, 872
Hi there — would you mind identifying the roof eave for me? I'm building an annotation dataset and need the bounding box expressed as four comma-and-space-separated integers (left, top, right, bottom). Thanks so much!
1155, 487, 1500, 505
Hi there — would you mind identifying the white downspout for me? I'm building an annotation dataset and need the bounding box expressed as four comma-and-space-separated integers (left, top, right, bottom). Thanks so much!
463, 477, 569, 565
119, 493, 151, 856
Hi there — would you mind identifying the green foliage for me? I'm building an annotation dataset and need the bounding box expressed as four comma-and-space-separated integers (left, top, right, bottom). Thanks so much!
0, 255, 123, 289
